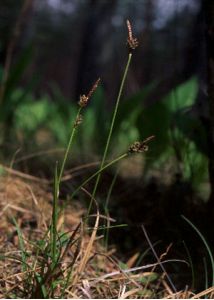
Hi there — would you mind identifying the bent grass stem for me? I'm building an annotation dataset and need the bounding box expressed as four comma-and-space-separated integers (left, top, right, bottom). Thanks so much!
88, 53, 132, 215
51, 162, 59, 269
71, 153, 128, 201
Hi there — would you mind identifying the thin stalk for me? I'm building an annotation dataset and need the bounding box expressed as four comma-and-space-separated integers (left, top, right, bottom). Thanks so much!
58, 107, 82, 185
50, 107, 82, 261
104, 167, 119, 212
51, 162, 59, 269
182, 241, 195, 290
12, 217, 27, 273
104, 168, 119, 249
71, 153, 128, 200
88, 53, 132, 214
57, 78, 100, 191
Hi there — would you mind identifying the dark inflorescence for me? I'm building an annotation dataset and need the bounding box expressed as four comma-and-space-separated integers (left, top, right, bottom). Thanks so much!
78, 78, 100, 108
128, 135, 155, 154
126, 20, 139, 51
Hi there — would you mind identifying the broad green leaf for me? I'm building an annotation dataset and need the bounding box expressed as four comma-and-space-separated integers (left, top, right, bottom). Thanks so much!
163, 76, 198, 113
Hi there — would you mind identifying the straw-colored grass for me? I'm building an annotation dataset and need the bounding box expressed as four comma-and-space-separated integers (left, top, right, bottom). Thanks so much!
0, 174, 213, 298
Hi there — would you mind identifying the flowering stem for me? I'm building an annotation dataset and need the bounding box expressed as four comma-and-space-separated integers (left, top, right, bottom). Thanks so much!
87, 53, 132, 215
58, 78, 100, 188
58, 107, 82, 186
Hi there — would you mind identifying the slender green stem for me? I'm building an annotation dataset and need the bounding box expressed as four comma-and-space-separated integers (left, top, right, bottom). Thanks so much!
104, 168, 119, 249
104, 167, 119, 211
50, 107, 82, 268
71, 153, 128, 200
12, 217, 27, 273
58, 107, 82, 185
51, 162, 58, 268
182, 241, 195, 289
88, 53, 132, 214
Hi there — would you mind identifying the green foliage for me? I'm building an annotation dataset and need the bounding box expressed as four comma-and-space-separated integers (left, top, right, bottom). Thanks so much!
14, 91, 75, 145
134, 76, 208, 197
136, 77, 199, 161
163, 77, 198, 112
108, 75, 207, 197
1, 17, 211, 299
113, 83, 156, 154
0, 51, 209, 199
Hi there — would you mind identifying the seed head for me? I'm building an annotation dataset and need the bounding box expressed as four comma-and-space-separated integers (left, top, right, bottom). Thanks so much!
128, 135, 155, 154
87, 78, 100, 100
78, 95, 88, 108
126, 20, 138, 52
78, 95, 88, 107
78, 78, 100, 108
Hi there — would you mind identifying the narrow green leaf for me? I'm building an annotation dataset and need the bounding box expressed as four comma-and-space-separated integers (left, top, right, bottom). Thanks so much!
12, 217, 27, 272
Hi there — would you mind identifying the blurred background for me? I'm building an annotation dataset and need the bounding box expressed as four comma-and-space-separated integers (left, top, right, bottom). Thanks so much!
1, 0, 214, 290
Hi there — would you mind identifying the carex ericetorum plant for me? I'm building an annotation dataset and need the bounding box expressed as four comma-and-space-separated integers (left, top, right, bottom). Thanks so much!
49, 19, 154, 297
2, 20, 155, 298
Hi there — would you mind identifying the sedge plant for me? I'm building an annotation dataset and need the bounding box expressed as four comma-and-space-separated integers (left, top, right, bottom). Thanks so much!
1, 20, 156, 298
46, 79, 101, 296
50, 78, 100, 272
1, 80, 101, 298
88, 20, 139, 216
45, 20, 154, 297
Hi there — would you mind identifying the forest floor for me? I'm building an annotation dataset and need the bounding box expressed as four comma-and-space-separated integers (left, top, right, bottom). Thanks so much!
0, 170, 214, 298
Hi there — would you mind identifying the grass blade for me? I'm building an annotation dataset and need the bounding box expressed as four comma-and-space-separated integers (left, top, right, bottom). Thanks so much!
51, 161, 59, 269
182, 215, 214, 286
12, 217, 27, 273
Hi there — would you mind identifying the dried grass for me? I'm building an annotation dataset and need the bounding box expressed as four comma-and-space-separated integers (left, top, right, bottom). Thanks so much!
0, 173, 213, 298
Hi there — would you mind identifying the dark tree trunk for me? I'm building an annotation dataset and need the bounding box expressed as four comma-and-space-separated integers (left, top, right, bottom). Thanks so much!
142, 0, 155, 84
75, 0, 116, 98
204, 0, 214, 214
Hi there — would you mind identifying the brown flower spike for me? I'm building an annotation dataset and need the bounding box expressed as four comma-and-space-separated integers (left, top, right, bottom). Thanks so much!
78, 78, 100, 108
126, 20, 138, 51
74, 114, 83, 128
128, 135, 155, 154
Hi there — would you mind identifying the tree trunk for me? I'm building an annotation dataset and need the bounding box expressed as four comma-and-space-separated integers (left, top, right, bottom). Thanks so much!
75, 0, 116, 98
